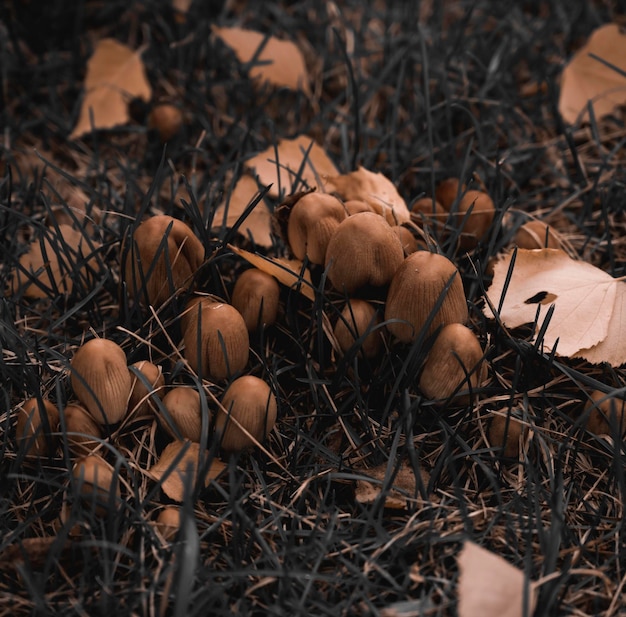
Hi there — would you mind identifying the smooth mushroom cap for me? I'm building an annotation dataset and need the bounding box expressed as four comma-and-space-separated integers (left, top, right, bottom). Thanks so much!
325, 211, 405, 294
385, 251, 468, 344
216, 375, 277, 452
392, 225, 420, 256
72, 454, 121, 515
161, 387, 204, 442
154, 506, 182, 542
231, 268, 281, 332
63, 403, 102, 457
418, 323, 485, 402
584, 390, 626, 436
128, 361, 165, 417
123, 215, 204, 308
287, 192, 347, 264
70, 338, 132, 425
15, 398, 59, 457
435, 177, 466, 209
333, 299, 383, 359
488, 412, 526, 458
148, 104, 183, 142
183, 300, 250, 381
514, 220, 563, 250
454, 190, 495, 249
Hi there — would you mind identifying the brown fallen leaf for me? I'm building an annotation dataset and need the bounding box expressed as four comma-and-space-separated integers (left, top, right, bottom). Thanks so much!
457, 541, 537, 617
244, 135, 339, 199
212, 26, 310, 93
70, 38, 152, 140
324, 167, 411, 225
484, 248, 626, 366
558, 23, 626, 124
229, 244, 315, 301
214, 174, 273, 248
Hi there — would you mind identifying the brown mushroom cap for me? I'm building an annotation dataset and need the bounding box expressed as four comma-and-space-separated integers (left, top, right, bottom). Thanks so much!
343, 199, 373, 215
454, 190, 495, 249
418, 323, 485, 402
435, 177, 466, 210
334, 299, 383, 359
123, 215, 204, 308
216, 375, 277, 452
63, 403, 102, 457
584, 390, 626, 436
183, 299, 250, 381
161, 387, 205, 442
287, 192, 347, 264
231, 268, 281, 332
154, 506, 182, 542
70, 338, 132, 425
148, 104, 183, 142
128, 361, 165, 417
15, 398, 59, 457
488, 412, 526, 458
325, 211, 405, 294
385, 251, 468, 344
72, 454, 121, 515
514, 220, 563, 250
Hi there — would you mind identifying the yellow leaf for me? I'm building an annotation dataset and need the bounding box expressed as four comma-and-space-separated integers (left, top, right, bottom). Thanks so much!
229, 244, 315, 301
558, 24, 626, 124
324, 167, 411, 225
484, 248, 622, 363
457, 542, 537, 617
214, 175, 273, 248
212, 26, 310, 93
244, 135, 339, 199
70, 39, 152, 140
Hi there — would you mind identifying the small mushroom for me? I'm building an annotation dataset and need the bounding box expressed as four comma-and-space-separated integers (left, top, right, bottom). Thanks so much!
148, 440, 226, 502
418, 323, 485, 402
128, 360, 165, 417
63, 403, 102, 457
216, 375, 277, 452
411, 197, 447, 237
325, 211, 405, 294
70, 338, 132, 425
231, 268, 280, 332
123, 215, 204, 308
583, 390, 626, 436
454, 189, 495, 249
488, 412, 527, 458
15, 397, 59, 457
514, 220, 563, 250
72, 454, 121, 516
435, 177, 466, 209
392, 225, 420, 256
154, 506, 182, 542
182, 298, 250, 381
287, 192, 347, 264
333, 299, 383, 359
161, 387, 205, 442
385, 251, 468, 344
148, 103, 183, 142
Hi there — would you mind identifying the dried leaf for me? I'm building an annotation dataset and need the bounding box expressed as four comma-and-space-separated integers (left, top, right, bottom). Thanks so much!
484, 248, 625, 364
457, 541, 537, 617
212, 26, 310, 93
229, 244, 315, 301
355, 460, 430, 509
324, 167, 411, 225
70, 39, 152, 139
244, 135, 339, 199
558, 24, 626, 124
214, 175, 273, 248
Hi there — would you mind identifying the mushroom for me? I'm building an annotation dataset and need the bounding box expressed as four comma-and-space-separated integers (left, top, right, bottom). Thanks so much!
15, 397, 59, 457
148, 440, 226, 502
454, 189, 495, 249
435, 177, 466, 209
418, 323, 485, 402
231, 268, 281, 332
63, 403, 102, 457
148, 103, 183, 142
343, 199, 373, 215
154, 506, 182, 542
488, 412, 527, 458
410, 197, 447, 237
325, 211, 405, 294
72, 454, 121, 516
70, 338, 132, 425
216, 375, 277, 452
392, 225, 420, 256
128, 360, 165, 417
161, 387, 205, 442
583, 390, 626, 436
287, 192, 347, 264
123, 215, 204, 308
333, 299, 383, 359
514, 220, 563, 250
385, 251, 468, 344
182, 297, 249, 381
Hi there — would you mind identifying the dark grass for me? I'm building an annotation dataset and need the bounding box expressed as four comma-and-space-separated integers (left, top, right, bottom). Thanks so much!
2, 0, 626, 615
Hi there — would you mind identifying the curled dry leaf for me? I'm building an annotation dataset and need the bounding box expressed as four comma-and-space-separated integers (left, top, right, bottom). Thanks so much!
244, 135, 339, 199
212, 26, 310, 94
558, 23, 626, 125
70, 38, 152, 140
484, 248, 626, 366
324, 167, 411, 225
457, 541, 537, 617
229, 244, 315, 301
213, 174, 273, 248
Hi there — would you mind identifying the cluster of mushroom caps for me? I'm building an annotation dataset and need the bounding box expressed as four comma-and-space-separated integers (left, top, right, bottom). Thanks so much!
15, 337, 277, 532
